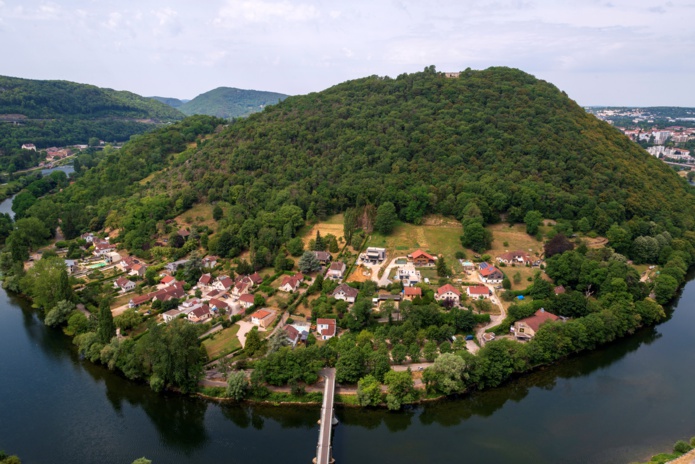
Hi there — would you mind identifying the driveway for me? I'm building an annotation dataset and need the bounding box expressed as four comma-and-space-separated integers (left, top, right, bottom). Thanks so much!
375, 256, 407, 287
236, 321, 256, 348
475, 282, 507, 345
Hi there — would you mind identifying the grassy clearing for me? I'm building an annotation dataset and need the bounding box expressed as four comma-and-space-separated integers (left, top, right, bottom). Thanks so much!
486, 223, 543, 258
202, 324, 241, 359
175, 203, 217, 230
301, 214, 346, 248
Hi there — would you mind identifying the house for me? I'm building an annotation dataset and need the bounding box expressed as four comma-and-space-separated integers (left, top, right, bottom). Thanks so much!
284, 325, 301, 347
162, 309, 182, 323
478, 263, 504, 284
114, 276, 136, 292
129, 294, 153, 308
21, 143, 36, 151
513, 309, 559, 340
365, 247, 386, 263
129, 263, 146, 278
496, 251, 532, 266
467, 285, 491, 299
160, 275, 177, 287
554, 285, 566, 295
202, 256, 219, 268
104, 251, 122, 264
248, 273, 263, 286
250, 309, 277, 329
93, 241, 115, 256
178, 228, 190, 238
239, 293, 255, 309
280, 272, 304, 293
205, 289, 222, 299
188, 305, 211, 323
331, 283, 359, 303
152, 282, 186, 302
403, 286, 422, 301
397, 263, 421, 287
312, 251, 332, 265
208, 298, 229, 313
435, 284, 461, 304
81, 233, 95, 243
65, 259, 77, 275
198, 273, 213, 287
326, 261, 346, 280
316, 318, 337, 340
410, 249, 437, 267
165, 259, 190, 272
230, 279, 249, 296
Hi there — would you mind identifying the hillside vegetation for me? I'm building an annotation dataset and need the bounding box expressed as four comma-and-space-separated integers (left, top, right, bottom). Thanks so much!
8, 67, 695, 264
178, 87, 288, 119
0, 75, 185, 170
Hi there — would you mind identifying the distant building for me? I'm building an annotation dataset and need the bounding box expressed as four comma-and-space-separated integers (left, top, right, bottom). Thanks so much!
513, 309, 559, 340
21, 143, 36, 151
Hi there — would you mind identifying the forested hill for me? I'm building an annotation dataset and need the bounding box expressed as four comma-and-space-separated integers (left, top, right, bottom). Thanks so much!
9, 67, 695, 261
149, 96, 187, 109
148, 66, 694, 234
178, 87, 289, 119
0, 76, 184, 120
0, 75, 185, 159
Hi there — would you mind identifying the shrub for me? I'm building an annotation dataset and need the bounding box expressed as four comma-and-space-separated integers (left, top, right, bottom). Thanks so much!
674, 440, 692, 454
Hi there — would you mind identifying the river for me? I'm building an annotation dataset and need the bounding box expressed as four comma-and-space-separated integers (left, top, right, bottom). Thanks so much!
0, 275, 694, 464
0, 165, 74, 219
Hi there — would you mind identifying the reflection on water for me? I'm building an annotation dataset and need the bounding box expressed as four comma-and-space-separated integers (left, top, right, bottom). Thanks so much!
0, 272, 694, 464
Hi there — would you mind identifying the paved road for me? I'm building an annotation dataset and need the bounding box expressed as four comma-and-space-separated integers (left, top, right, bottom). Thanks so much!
316, 368, 336, 464
474, 273, 507, 347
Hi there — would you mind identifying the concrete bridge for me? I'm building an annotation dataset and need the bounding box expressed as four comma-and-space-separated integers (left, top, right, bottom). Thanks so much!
314, 368, 337, 464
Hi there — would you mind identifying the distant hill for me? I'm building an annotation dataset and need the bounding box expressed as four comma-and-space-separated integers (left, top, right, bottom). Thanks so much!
178, 87, 289, 119
0, 75, 185, 171
149, 96, 189, 109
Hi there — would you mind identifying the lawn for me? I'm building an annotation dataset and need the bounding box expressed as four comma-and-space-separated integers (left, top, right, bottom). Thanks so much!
202, 324, 241, 360
367, 216, 464, 271
486, 223, 544, 259
174, 203, 218, 230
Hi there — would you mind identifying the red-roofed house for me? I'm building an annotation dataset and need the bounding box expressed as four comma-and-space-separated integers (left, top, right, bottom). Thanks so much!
513, 309, 559, 340
435, 284, 461, 304
216, 276, 235, 293
114, 276, 135, 292
316, 318, 336, 340
160, 275, 176, 287
466, 285, 491, 299
209, 298, 229, 312
331, 283, 359, 303
280, 273, 304, 293
410, 249, 437, 266
478, 264, 504, 284
129, 263, 146, 278
284, 325, 301, 346
188, 305, 211, 323
554, 285, 566, 295
249, 273, 263, 286
326, 261, 346, 280
251, 309, 277, 329
239, 293, 255, 309
198, 273, 213, 287
496, 251, 532, 266
129, 294, 153, 308
403, 286, 422, 301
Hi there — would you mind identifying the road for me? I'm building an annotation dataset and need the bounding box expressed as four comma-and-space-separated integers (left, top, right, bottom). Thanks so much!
472, 272, 508, 350
316, 367, 336, 464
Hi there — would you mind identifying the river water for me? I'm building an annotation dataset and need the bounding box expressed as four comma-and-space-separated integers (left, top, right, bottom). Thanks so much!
0, 273, 694, 464
0, 165, 74, 219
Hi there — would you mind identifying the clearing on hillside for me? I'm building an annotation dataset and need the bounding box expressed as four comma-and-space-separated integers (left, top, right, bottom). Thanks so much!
301, 214, 347, 248
202, 324, 241, 359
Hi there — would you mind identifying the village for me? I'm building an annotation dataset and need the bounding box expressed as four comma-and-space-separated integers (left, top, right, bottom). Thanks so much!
40, 214, 574, 389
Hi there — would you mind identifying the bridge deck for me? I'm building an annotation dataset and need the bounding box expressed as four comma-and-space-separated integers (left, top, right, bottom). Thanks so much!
316, 368, 336, 464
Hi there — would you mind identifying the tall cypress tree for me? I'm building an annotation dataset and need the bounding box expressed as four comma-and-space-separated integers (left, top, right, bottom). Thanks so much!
97, 298, 116, 343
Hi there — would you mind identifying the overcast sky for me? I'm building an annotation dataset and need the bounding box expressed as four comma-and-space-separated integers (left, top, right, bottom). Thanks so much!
1, 0, 693, 106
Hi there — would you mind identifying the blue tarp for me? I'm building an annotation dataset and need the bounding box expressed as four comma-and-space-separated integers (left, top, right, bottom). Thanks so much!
517, 295, 525, 300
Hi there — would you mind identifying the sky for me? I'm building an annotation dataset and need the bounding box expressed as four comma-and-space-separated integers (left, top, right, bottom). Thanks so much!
0, 0, 694, 106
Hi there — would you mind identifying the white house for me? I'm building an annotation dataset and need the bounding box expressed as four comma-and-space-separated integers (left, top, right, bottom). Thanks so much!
114, 276, 136, 292
316, 318, 336, 340
435, 284, 461, 305
397, 263, 421, 287
331, 283, 359, 303
326, 261, 346, 280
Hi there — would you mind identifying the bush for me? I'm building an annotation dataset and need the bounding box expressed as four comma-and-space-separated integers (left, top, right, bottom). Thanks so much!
674, 440, 692, 454
454, 251, 466, 260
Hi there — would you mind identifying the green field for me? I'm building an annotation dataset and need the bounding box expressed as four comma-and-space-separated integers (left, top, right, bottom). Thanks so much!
202, 324, 241, 359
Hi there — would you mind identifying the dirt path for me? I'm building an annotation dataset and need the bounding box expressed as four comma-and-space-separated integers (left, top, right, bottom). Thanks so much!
474, 278, 507, 347
668, 449, 695, 464
236, 321, 256, 348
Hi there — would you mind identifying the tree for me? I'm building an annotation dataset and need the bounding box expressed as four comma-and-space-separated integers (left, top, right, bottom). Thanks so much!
436, 255, 449, 277
391, 344, 407, 364
513, 271, 522, 284
357, 374, 383, 407
375, 202, 398, 235
97, 298, 116, 343
524, 210, 543, 236
336, 346, 365, 384
653, 274, 679, 304
44, 300, 75, 327
226, 370, 249, 401
461, 222, 492, 253
423, 340, 438, 362
544, 233, 574, 258
343, 207, 358, 245
298, 251, 321, 273
427, 352, 467, 394
114, 308, 143, 331
22, 257, 73, 310
245, 327, 263, 356
212, 204, 223, 221
287, 237, 304, 257
131, 459, 152, 464
383, 369, 417, 410
312, 230, 325, 251
502, 275, 511, 290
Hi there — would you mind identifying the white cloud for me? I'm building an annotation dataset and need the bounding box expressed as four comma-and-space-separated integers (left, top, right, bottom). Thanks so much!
214, 0, 320, 26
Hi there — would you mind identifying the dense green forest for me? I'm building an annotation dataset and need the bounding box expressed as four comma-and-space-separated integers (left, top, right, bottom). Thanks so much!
149, 96, 187, 109
0, 75, 185, 170
177, 87, 288, 119
8, 67, 695, 264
